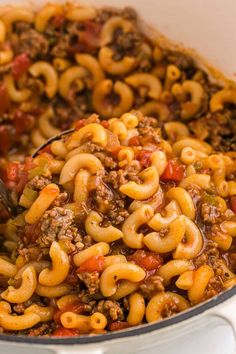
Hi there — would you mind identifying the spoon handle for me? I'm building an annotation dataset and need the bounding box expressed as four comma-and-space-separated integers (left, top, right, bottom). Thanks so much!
32, 129, 74, 157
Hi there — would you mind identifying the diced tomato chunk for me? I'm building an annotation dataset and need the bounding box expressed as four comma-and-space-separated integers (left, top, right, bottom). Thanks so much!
136, 150, 152, 168
12, 53, 31, 80
0, 84, 10, 115
0, 126, 13, 154
52, 327, 80, 337
128, 250, 163, 271
74, 119, 86, 130
67, 21, 101, 54
13, 111, 34, 134
23, 222, 39, 244
161, 159, 185, 182
5, 157, 33, 192
80, 21, 101, 48
101, 120, 109, 128
129, 135, 141, 147
109, 321, 130, 331
6, 162, 20, 182
15, 171, 28, 193
15, 157, 34, 193
78, 255, 105, 273
230, 196, 236, 213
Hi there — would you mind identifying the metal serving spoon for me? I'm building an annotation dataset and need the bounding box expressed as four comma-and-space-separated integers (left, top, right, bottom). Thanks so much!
0, 128, 74, 218
32, 128, 74, 157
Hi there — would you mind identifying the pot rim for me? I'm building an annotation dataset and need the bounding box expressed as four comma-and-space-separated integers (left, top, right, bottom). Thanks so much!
0, 286, 235, 345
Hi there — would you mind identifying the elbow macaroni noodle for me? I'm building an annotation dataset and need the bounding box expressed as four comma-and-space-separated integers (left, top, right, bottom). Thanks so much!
99, 46, 136, 76
172, 80, 204, 120
92, 79, 134, 117
85, 211, 123, 243
2, 8, 34, 33
127, 292, 145, 326
100, 16, 134, 46
122, 205, 154, 249
38, 241, 70, 286
75, 54, 105, 88
125, 73, 162, 100
4, 75, 31, 102
120, 166, 159, 200
35, 4, 62, 32
1, 265, 37, 303
143, 216, 186, 253
146, 292, 190, 323
0, 301, 41, 331
58, 66, 88, 100
29, 61, 58, 98
100, 263, 146, 297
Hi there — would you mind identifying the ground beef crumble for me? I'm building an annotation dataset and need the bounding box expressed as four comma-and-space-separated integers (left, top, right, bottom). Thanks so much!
92, 181, 116, 213
186, 184, 202, 204
51, 34, 71, 58
52, 192, 69, 207
193, 241, 220, 269
94, 152, 117, 169
107, 205, 130, 225
112, 30, 142, 60
37, 207, 81, 247
93, 300, 124, 322
27, 323, 54, 336
139, 126, 162, 145
201, 202, 221, 224
104, 170, 129, 189
82, 235, 94, 248
11, 28, 49, 59
78, 271, 100, 295
104, 164, 141, 190
27, 176, 51, 191
140, 274, 164, 298
86, 142, 105, 153
13, 304, 25, 315
190, 111, 236, 152
161, 300, 181, 318
204, 275, 224, 300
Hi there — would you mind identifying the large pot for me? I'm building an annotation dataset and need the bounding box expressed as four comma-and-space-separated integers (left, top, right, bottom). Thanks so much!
1, 289, 236, 354
1, 0, 236, 353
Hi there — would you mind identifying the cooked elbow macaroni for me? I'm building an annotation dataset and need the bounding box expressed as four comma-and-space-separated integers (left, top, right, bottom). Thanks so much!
38, 241, 70, 286
85, 211, 123, 243
35, 4, 63, 32
146, 292, 190, 322
1, 265, 37, 303
99, 47, 136, 76
100, 263, 146, 297
120, 166, 159, 200
92, 79, 134, 117
29, 61, 58, 98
